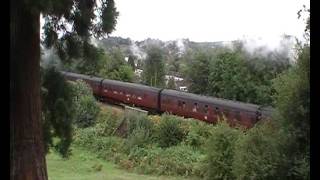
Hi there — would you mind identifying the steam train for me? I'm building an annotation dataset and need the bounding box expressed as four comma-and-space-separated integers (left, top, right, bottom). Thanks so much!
61, 71, 273, 128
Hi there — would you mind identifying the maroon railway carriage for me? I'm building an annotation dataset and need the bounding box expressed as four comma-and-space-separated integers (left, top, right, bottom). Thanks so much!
100, 79, 161, 110
160, 89, 261, 128
62, 71, 161, 111
61, 71, 272, 128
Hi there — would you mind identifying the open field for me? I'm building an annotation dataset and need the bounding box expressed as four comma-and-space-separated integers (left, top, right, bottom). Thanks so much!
47, 146, 192, 180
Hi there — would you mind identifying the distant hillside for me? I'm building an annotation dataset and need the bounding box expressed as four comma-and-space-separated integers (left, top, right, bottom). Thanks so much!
93, 36, 245, 61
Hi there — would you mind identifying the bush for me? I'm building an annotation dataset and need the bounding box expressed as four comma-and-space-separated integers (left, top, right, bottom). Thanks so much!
232, 120, 285, 179
203, 121, 242, 180
126, 112, 154, 136
73, 127, 126, 160
157, 145, 203, 176
71, 80, 100, 128
128, 145, 203, 176
156, 114, 186, 148
125, 127, 152, 151
95, 107, 123, 136
184, 120, 213, 150
120, 112, 156, 152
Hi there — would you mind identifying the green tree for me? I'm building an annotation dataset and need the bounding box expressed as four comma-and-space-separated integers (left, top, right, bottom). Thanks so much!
117, 65, 134, 82
10, 0, 118, 179
142, 46, 166, 87
207, 51, 266, 103
272, 44, 309, 178
185, 51, 211, 94
206, 48, 289, 105
97, 50, 134, 82
41, 67, 75, 158
272, 7, 309, 178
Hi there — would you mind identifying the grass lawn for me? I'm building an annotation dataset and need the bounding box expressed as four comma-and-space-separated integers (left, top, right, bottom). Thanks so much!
46, 146, 190, 180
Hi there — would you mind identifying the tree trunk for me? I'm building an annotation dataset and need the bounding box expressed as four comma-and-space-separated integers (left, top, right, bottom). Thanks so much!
10, 1, 48, 179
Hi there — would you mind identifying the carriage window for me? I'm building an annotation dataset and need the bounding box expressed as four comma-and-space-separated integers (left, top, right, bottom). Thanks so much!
193, 103, 198, 112
178, 101, 186, 109
182, 102, 186, 109
214, 107, 219, 113
204, 105, 209, 114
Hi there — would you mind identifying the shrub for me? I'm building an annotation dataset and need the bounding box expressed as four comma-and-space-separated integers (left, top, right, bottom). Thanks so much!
95, 107, 123, 136
156, 114, 186, 148
203, 121, 242, 180
125, 127, 151, 151
158, 145, 203, 176
73, 127, 126, 159
184, 120, 213, 150
71, 80, 100, 128
232, 120, 289, 180
129, 145, 203, 176
126, 112, 154, 136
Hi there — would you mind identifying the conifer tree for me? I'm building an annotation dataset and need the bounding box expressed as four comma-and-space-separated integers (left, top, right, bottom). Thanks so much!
11, 0, 118, 179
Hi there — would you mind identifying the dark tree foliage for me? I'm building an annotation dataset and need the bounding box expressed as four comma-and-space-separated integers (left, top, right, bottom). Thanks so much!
41, 67, 75, 158
75, 43, 106, 75
42, 0, 119, 63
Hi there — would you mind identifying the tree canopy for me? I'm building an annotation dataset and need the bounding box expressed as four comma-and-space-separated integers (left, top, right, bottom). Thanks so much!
142, 46, 166, 87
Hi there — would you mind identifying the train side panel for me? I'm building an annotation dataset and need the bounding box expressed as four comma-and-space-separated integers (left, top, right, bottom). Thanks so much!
160, 89, 259, 128
101, 80, 160, 110
160, 94, 216, 123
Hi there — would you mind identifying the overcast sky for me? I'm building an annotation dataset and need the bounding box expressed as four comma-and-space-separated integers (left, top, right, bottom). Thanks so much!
111, 0, 309, 43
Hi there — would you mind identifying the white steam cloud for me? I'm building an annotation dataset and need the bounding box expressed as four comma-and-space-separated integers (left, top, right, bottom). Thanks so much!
175, 39, 186, 54
239, 35, 296, 61
130, 40, 147, 60
41, 47, 62, 69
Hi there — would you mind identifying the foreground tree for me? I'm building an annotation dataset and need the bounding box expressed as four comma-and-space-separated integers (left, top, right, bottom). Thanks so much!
10, 0, 118, 179
272, 7, 309, 178
41, 67, 75, 158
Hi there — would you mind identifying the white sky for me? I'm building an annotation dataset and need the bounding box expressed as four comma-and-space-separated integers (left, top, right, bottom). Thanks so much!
111, 0, 310, 43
